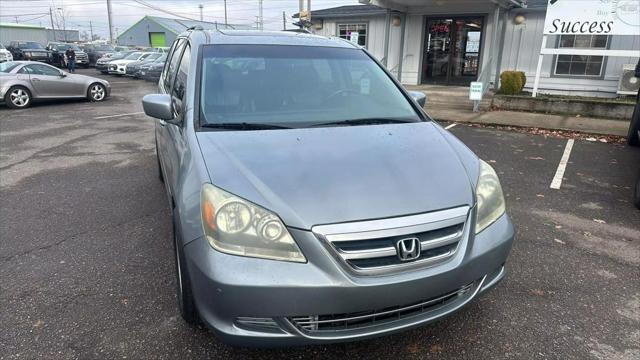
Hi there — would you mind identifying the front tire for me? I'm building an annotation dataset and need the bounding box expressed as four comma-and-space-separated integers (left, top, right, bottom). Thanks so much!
5, 86, 32, 109
173, 212, 199, 325
87, 83, 107, 102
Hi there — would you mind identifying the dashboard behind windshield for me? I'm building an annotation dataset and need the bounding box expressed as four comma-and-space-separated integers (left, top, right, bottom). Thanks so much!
199, 45, 420, 127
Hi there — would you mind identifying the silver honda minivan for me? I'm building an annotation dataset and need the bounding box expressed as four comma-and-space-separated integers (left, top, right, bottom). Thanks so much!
143, 29, 514, 347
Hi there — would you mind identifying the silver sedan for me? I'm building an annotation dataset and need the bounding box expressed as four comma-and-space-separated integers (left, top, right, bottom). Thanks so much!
0, 61, 110, 109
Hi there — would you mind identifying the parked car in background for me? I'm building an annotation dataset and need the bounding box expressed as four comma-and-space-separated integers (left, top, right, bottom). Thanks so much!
108, 52, 154, 75
139, 57, 165, 82
47, 42, 89, 68
143, 30, 514, 346
150, 47, 170, 53
0, 61, 110, 109
83, 43, 115, 66
95, 51, 134, 74
114, 45, 131, 52
124, 52, 164, 77
0, 44, 13, 63
6, 41, 51, 63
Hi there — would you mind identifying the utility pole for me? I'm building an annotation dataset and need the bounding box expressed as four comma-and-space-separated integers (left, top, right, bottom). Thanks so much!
282, 11, 287, 30
198, 4, 203, 22
224, 0, 228, 27
107, 0, 115, 45
258, 0, 263, 30
49, 7, 56, 41
89, 21, 94, 41
307, 0, 311, 24
15, 16, 18, 24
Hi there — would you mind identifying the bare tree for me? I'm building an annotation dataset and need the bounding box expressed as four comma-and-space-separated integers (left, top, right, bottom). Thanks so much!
53, 6, 68, 42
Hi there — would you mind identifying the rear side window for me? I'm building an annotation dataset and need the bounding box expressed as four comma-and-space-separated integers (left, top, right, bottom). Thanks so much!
162, 39, 185, 92
22, 64, 60, 76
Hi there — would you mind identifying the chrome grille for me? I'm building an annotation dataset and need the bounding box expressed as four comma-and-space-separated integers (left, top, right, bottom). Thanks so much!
312, 206, 469, 274
290, 281, 476, 333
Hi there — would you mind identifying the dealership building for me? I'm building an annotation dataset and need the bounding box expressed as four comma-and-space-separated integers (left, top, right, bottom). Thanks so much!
117, 16, 252, 48
305, 0, 640, 98
0, 23, 80, 45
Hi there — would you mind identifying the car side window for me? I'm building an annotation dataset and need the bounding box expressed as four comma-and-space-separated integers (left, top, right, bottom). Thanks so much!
171, 44, 191, 120
162, 39, 185, 92
30, 64, 61, 76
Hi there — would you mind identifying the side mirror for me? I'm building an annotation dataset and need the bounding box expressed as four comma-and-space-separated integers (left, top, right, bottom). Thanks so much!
59, 72, 66, 77
142, 94, 173, 121
408, 91, 427, 108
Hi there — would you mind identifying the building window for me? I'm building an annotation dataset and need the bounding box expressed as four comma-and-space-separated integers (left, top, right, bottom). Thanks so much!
338, 23, 367, 47
554, 35, 608, 77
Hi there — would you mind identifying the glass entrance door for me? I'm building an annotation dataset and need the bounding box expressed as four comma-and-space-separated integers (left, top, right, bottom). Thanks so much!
421, 17, 483, 85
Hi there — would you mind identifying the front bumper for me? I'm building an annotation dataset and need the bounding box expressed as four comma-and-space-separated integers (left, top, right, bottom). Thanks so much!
108, 64, 126, 75
184, 212, 514, 347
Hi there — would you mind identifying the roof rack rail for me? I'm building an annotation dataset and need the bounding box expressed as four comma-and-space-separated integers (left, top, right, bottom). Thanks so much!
187, 25, 203, 31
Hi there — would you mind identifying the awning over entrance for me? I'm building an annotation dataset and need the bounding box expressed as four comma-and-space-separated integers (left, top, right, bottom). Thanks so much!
360, 0, 528, 12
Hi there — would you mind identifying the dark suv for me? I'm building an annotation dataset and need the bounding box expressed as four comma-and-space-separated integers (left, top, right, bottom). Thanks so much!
6, 41, 51, 63
46, 42, 89, 68
82, 43, 115, 66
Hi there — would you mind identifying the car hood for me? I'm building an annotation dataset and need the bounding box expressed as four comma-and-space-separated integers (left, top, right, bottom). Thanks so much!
196, 122, 475, 230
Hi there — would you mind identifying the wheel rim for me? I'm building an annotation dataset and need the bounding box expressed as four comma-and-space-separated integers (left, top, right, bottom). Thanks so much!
10, 89, 29, 107
90, 85, 105, 101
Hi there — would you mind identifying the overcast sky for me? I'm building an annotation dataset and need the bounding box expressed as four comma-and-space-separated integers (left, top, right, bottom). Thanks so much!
0, 0, 356, 39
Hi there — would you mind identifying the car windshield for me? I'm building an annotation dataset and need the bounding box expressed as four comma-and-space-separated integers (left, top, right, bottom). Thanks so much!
18, 42, 44, 49
0, 62, 21, 73
0, 44, 5, 49
200, 45, 420, 127
145, 53, 162, 61
154, 54, 167, 62
125, 52, 142, 60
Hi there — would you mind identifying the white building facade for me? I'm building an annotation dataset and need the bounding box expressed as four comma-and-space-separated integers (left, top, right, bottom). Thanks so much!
308, 0, 640, 97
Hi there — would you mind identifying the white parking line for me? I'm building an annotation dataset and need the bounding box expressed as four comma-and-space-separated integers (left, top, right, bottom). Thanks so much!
445, 123, 457, 130
93, 112, 145, 120
550, 139, 574, 190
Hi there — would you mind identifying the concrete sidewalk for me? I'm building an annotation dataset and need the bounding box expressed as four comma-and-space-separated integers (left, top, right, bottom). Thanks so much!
427, 108, 631, 137
408, 84, 631, 137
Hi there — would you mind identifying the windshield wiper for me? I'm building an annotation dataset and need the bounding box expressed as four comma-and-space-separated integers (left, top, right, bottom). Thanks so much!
200, 122, 292, 130
311, 118, 417, 127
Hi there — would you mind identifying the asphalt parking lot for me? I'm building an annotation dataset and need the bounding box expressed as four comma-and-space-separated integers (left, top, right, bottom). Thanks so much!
1, 69, 639, 359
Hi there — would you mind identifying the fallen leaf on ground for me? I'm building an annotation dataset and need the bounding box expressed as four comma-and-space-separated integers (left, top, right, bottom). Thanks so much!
593, 219, 606, 224
536, 194, 545, 198
554, 238, 566, 244
529, 289, 545, 296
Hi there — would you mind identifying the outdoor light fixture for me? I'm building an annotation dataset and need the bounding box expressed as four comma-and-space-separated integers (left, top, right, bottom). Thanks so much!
392, 16, 401, 26
514, 14, 526, 25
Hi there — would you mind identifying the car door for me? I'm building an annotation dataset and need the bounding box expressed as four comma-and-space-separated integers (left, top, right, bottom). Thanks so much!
20, 64, 65, 97
156, 39, 185, 196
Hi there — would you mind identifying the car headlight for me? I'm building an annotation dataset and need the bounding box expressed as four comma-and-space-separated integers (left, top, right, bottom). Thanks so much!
201, 184, 306, 263
475, 160, 506, 234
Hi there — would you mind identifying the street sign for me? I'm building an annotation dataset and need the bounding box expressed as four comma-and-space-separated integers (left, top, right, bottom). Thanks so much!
469, 82, 483, 101
543, 0, 640, 36
349, 32, 359, 44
